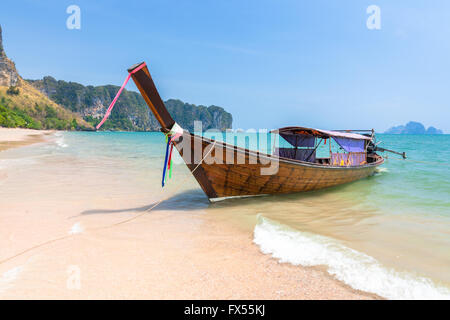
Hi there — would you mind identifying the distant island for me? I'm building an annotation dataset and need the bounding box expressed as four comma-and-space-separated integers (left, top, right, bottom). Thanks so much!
385, 121, 443, 134
0, 25, 232, 131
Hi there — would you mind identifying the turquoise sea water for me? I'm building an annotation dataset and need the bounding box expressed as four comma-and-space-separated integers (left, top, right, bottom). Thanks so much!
4, 131, 448, 299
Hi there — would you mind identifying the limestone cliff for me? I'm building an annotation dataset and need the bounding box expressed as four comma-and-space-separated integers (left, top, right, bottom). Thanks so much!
0, 25, 92, 129
1, 24, 232, 131
0, 25, 20, 87
28, 77, 233, 131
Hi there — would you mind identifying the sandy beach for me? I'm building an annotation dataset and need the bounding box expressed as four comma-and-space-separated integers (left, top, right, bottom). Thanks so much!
0, 128, 378, 299
0, 128, 53, 152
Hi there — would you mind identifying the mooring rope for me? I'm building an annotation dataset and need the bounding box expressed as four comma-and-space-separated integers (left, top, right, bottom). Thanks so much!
99, 140, 216, 229
0, 140, 217, 266
384, 154, 450, 167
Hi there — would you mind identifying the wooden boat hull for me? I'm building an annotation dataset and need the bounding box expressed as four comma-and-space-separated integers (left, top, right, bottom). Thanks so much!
127, 61, 385, 201
175, 132, 384, 201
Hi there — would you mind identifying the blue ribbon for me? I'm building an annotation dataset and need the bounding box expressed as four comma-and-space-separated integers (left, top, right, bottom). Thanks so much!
162, 137, 171, 187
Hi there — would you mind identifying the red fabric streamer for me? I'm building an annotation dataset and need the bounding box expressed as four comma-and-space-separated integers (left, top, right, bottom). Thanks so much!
167, 132, 182, 169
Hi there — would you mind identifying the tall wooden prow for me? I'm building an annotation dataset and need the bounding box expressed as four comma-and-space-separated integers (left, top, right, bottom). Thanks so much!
128, 62, 175, 132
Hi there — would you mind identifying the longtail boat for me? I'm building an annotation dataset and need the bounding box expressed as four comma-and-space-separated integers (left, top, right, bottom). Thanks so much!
128, 62, 399, 202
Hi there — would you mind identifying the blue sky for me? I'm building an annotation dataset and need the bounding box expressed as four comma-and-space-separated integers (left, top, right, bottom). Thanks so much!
1, 0, 449, 132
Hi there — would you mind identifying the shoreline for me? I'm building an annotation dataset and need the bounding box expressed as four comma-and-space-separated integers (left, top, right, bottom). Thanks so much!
0, 129, 379, 300
0, 128, 54, 152
191, 214, 380, 300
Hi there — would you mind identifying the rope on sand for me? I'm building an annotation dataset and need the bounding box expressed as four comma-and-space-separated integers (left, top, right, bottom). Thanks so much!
100, 140, 216, 228
0, 141, 217, 266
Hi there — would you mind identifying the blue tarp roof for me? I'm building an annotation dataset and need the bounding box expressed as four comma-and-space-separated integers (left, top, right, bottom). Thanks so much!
272, 126, 372, 141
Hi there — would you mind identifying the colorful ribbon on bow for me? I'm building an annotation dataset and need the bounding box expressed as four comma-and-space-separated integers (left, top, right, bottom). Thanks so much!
161, 132, 182, 187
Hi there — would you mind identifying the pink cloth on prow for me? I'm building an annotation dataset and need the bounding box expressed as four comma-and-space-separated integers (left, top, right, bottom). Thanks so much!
96, 63, 147, 130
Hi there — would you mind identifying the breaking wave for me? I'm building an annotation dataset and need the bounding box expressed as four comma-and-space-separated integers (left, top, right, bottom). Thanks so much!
56, 137, 68, 148
51, 132, 68, 148
253, 215, 450, 300
375, 167, 389, 174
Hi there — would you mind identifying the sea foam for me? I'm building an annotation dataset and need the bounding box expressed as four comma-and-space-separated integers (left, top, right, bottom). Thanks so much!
52, 132, 68, 148
253, 215, 450, 300
375, 167, 389, 174
69, 222, 84, 235
56, 137, 68, 148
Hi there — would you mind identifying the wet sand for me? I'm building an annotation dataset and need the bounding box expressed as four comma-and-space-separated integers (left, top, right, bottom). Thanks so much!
0, 130, 377, 299
0, 128, 53, 152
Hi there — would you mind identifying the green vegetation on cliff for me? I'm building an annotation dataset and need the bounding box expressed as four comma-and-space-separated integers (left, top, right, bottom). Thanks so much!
28, 76, 233, 131
0, 95, 85, 130
0, 100, 42, 129
0, 100, 80, 130
0, 84, 92, 130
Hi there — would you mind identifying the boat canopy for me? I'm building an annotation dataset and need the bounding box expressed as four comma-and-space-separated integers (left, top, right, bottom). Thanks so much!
272, 126, 372, 153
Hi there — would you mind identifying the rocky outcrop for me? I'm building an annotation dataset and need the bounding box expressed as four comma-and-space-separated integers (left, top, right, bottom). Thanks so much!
28, 77, 233, 131
426, 126, 443, 134
0, 25, 21, 87
1, 24, 232, 131
0, 25, 3, 55
0, 25, 93, 130
164, 99, 233, 132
